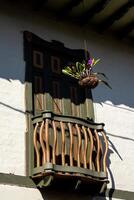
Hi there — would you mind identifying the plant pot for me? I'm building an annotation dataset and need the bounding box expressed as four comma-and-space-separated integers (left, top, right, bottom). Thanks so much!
78, 75, 99, 89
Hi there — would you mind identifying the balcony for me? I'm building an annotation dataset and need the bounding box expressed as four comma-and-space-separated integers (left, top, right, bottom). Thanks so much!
30, 111, 108, 192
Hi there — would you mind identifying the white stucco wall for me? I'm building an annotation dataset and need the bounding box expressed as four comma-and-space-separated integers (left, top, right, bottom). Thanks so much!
91, 39, 134, 192
0, 0, 134, 196
0, 184, 124, 200
0, 185, 43, 200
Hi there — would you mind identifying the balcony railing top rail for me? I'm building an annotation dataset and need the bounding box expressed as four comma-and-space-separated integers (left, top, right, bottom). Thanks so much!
32, 111, 105, 130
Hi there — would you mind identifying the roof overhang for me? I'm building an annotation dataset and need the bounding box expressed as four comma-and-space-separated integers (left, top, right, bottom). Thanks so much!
10, 0, 134, 42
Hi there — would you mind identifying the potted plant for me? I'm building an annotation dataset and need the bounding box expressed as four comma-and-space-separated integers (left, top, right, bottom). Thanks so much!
62, 58, 111, 89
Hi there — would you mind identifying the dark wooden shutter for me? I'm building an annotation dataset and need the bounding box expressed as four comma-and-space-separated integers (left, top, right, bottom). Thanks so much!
24, 31, 94, 120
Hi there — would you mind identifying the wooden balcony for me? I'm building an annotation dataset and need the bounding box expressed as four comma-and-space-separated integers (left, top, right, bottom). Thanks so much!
31, 111, 108, 192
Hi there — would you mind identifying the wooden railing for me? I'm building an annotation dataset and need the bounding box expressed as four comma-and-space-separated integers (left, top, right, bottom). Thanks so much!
31, 111, 108, 188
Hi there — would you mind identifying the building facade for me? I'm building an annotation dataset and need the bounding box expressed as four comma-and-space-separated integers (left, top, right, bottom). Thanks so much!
0, 1, 134, 199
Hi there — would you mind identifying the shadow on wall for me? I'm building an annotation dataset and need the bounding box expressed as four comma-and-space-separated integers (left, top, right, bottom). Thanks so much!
0, 0, 134, 110
39, 187, 106, 200
103, 132, 134, 200
40, 188, 92, 200
106, 147, 115, 200
89, 33, 134, 109
1, 45, 134, 110
92, 76, 134, 111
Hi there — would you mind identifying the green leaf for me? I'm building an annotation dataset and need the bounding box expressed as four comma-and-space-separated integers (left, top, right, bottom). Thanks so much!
99, 80, 112, 89
64, 66, 73, 73
62, 69, 74, 77
91, 58, 95, 66
76, 62, 79, 72
94, 72, 108, 79
62, 69, 79, 79
92, 59, 100, 66
82, 60, 86, 65
76, 62, 85, 73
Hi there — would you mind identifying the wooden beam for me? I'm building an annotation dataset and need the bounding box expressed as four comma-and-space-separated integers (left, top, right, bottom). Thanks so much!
57, 0, 83, 18
33, 0, 48, 11
99, 0, 134, 31
78, 0, 111, 25
118, 20, 134, 38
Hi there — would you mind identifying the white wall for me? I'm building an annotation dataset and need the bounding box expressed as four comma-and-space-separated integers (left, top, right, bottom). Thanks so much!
0, 184, 124, 200
0, 184, 126, 200
90, 37, 134, 192
0, 184, 43, 200
0, 0, 134, 194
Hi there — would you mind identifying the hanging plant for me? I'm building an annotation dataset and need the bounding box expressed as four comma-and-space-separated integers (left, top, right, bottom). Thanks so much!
62, 58, 112, 89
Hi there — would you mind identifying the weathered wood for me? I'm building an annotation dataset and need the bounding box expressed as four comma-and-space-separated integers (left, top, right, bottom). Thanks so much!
57, 0, 83, 18
68, 122, 73, 166
87, 128, 93, 170
33, 123, 40, 167
52, 120, 57, 164
99, 1, 134, 31
45, 119, 50, 162
94, 130, 101, 172
39, 121, 46, 165
60, 121, 65, 166
101, 131, 108, 173
78, 0, 111, 25
81, 126, 87, 169
75, 124, 82, 167
118, 20, 134, 38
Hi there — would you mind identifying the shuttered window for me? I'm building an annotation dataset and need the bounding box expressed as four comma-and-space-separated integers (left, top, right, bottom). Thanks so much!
70, 86, 79, 117
24, 31, 94, 120
34, 76, 44, 111
52, 81, 62, 114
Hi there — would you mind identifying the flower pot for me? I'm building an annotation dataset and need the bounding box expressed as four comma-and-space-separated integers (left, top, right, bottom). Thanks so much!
78, 75, 99, 89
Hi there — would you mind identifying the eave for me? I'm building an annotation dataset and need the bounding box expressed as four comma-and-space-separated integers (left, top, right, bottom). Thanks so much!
11, 0, 134, 42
